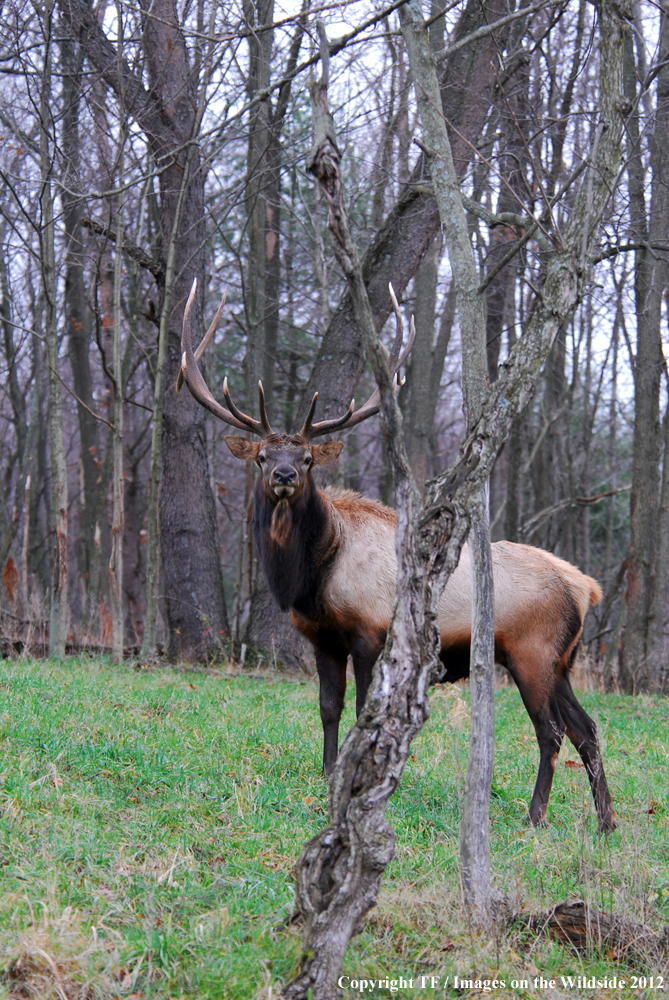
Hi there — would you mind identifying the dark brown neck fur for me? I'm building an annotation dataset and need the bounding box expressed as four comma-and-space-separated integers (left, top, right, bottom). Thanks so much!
252, 474, 336, 617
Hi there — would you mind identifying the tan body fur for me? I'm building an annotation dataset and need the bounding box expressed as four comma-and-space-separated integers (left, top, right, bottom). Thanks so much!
318, 488, 601, 646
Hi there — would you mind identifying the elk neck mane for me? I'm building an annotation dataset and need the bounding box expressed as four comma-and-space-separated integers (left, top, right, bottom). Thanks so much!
252, 475, 396, 620
252, 471, 332, 618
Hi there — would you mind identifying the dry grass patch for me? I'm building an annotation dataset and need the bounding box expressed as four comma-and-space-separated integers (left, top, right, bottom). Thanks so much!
0, 904, 129, 1000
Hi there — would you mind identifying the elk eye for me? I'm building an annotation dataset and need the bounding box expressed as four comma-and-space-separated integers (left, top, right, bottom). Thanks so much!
303, 455, 312, 466
258, 454, 266, 464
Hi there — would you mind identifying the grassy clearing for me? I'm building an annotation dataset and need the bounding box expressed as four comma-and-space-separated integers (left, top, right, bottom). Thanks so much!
0, 658, 667, 999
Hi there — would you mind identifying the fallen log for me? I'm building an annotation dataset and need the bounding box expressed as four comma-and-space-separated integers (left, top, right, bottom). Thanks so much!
522, 900, 669, 963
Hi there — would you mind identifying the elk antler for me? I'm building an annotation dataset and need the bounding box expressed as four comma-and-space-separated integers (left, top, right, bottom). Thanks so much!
299, 283, 415, 440
177, 277, 273, 436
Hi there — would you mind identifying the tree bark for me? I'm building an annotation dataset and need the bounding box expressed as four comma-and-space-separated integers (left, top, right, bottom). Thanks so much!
27, 311, 52, 602
0, 248, 26, 466
405, 232, 441, 489
0, 246, 35, 575
244, 2, 305, 409
539, 326, 568, 551
484, 58, 531, 383
620, 10, 669, 692
109, 108, 126, 665
243, 0, 275, 407
504, 313, 523, 542
143, 1, 229, 661
41, 0, 69, 657
283, 0, 629, 990
60, 27, 99, 605
241, 12, 310, 663
399, 0, 494, 925
293, 0, 510, 431
459, 488, 494, 910
245, 572, 314, 670
60, 0, 229, 661
647, 392, 669, 690
604, 279, 622, 583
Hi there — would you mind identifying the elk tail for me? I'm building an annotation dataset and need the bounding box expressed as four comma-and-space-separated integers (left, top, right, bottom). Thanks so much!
588, 577, 603, 606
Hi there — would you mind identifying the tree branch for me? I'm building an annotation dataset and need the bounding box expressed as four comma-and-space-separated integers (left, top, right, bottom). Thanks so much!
434, 0, 568, 62
521, 487, 632, 540
590, 239, 669, 264
82, 216, 164, 280
49, 364, 114, 430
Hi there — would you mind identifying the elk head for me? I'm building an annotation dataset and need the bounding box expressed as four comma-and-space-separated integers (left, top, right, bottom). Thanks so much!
177, 278, 414, 508
224, 434, 344, 502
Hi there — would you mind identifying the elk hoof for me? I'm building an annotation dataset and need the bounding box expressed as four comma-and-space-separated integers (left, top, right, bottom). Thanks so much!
527, 812, 548, 829
597, 810, 619, 835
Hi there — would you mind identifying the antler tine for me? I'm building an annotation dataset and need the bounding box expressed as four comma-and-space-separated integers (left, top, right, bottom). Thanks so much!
398, 314, 416, 373
387, 283, 416, 388
195, 289, 226, 362
257, 381, 273, 435
301, 397, 356, 440
300, 286, 416, 440
299, 392, 319, 438
220, 377, 266, 436
387, 283, 405, 371
310, 390, 382, 436
176, 277, 198, 394
176, 285, 226, 393
177, 277, 264, 435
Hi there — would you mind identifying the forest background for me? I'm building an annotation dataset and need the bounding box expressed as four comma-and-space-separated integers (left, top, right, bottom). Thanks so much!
1, 0, 668, 696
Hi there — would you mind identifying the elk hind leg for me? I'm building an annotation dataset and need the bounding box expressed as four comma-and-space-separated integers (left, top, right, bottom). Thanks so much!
556, 674, 618, 832
505, 650, 565, 826
527, 700, 566, 826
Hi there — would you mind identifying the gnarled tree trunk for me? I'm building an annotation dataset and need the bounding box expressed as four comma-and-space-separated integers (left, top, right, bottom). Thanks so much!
283, 0, 629, 990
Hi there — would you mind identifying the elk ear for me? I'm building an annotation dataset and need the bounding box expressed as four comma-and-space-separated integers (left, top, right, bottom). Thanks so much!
311, 441, 344, 465
224, 436, 259, 461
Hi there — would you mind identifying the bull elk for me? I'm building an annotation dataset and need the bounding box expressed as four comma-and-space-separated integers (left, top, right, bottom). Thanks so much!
177, 278, 617, 833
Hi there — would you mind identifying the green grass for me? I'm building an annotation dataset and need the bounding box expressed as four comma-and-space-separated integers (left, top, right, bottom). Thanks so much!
0, 659, 667, 999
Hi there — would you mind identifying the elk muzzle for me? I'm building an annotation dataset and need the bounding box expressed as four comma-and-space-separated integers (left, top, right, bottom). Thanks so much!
271, 466, 297, 497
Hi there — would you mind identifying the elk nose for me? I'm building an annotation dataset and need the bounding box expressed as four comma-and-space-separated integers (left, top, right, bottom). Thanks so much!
273, 467, 297, 485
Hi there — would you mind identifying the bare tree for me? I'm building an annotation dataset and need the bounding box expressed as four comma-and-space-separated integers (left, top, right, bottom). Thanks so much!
60, 0, 228, 661
109, 27, 127, 663
283, 0, 630, 991
621, 5, 669, 691
399, 0, 494, 921
60, 25, 99, 613
41, 0, 69, 656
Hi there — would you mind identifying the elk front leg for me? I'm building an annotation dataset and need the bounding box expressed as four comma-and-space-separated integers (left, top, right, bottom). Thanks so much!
351, 631, 385, 717
528, 706, 565, 826
315, 646, 348, 775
